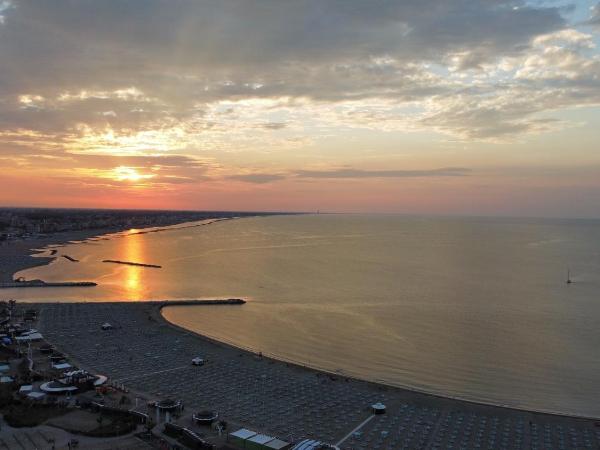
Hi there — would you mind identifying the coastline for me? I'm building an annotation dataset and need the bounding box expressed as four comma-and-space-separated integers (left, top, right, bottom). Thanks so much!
159, 303, 600, 423
33, 300, 600, 449
0, 227, 123, 283
0, 216, 244, 284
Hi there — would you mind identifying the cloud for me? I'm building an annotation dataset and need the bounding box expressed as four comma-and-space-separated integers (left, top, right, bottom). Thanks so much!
0, 1, 12, 24
295, 167, 471, 179
0, 0, 595, 157
0, 2, 565, 103
229, 167, 471, 183
228, 173, 286, 184
0, 148, 212, 186
260, 122, 287, 130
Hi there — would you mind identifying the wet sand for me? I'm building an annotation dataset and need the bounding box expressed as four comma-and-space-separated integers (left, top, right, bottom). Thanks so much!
33, 301, 600, 449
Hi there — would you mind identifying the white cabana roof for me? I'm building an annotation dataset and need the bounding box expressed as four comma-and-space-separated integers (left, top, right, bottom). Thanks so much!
292, 440, 339, 450
248, 434, 274, 445
52, 362, 72, 370
230, 428, 257, 440
27, 392, 46, 400
19, 385, 33, 393
15, 332, 43, 341
20, 329, 38, 335
40, 381, 78, 393
94, 374, 108, 386
265, 438, 291, 449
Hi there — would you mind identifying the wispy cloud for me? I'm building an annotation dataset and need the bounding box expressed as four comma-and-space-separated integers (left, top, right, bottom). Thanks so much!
228, 173, 286, 184
294, 167, 471, 179
229, 167, 471, 183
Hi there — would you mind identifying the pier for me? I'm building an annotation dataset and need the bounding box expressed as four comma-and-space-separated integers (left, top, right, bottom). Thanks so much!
102, 259, 162, 268
0, 280, 97, 288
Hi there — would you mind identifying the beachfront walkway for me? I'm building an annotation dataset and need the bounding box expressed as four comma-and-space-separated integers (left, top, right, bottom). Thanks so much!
36, 302, 600, 450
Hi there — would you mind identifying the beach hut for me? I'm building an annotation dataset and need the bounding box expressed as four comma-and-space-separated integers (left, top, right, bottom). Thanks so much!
229, 428, 257, 447
265, 438, 292, 449
246, 434, 275, 450
192, 410, 219, 425
0, 363, 10, 372
154, 398, 182, 412
27, 392, 46, 401
52, 362, 72, 370
15, 332, 43, 342
371, 402, 386, 415
291, 440, 340, 450
18, 385, 33, 395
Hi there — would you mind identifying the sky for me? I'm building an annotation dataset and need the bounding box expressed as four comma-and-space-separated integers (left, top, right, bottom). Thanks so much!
0, 0, 599, 217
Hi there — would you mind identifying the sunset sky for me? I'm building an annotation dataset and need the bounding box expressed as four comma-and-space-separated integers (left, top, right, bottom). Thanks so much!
1, 1, 599, 217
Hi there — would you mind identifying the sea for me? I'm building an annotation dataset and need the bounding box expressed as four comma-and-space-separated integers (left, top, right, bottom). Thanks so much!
6, 214, 600, 417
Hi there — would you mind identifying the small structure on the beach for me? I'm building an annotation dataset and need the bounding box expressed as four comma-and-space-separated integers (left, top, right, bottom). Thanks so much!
101, 322, 113, 330
229, 429, 291, 450
247, 434, 277, 449
18, 385, 33, 395
15, 331, 43, 342
27, 391, 46, 401
371, 402, 386, 415
154, 398, 183, 412
291, 440, 340, 450
51, 362, 72, 370
40, 380, 78, 394
41, 369, 106, 394
191, 356, 204, 366
264, 438, 292, 450
192, 410, 218, 425
229, 428, 257, 447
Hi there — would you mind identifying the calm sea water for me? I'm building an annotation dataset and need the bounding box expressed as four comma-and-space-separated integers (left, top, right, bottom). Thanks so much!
8, 215, 600, 417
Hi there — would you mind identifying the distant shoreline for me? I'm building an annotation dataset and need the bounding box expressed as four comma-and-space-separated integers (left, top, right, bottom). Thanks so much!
0, 227, 121, 283
0, 214, 274, 283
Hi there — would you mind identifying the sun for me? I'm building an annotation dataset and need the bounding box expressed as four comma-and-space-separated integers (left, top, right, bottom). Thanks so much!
112, 166, 154, 182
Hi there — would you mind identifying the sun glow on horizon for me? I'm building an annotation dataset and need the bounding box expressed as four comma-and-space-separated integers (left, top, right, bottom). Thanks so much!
112, 166, 155, 183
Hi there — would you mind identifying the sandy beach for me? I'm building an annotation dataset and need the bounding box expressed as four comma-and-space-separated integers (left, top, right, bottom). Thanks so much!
29, 300, 600, 450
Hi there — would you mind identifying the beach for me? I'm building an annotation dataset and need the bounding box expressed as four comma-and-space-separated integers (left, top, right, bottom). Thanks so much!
31, 300, 600, 449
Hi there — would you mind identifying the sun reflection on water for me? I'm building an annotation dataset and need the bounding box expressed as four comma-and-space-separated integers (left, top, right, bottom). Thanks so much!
121, 234, 145, 300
